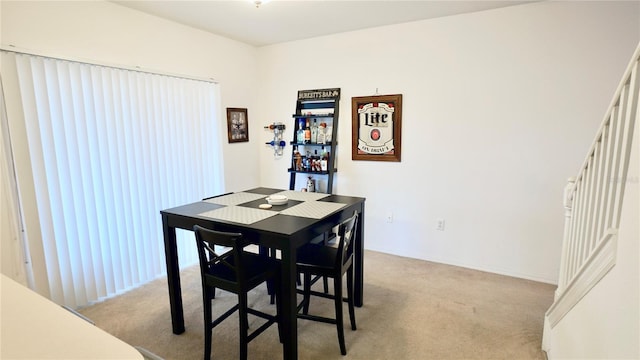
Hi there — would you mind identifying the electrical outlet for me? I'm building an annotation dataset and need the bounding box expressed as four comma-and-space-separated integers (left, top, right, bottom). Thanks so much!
386, 212, 393, 223
436, 218, 445, 231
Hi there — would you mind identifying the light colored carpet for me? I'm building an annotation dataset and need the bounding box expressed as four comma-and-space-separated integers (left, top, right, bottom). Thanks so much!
79, 250, 555, 360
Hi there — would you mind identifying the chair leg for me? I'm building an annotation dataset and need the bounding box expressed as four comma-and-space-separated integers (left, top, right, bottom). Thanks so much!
203, 290, 213, 360
334, 275, 346, 356
303, 272, 312, 315
238, 292, 249, 360
275, 277, 284, 344
267, 279, 275, 304
347, 267, 357, 331
266, 248, 276, 304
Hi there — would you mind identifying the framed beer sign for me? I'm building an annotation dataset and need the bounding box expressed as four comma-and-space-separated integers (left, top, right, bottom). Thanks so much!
351, 94, 402, 162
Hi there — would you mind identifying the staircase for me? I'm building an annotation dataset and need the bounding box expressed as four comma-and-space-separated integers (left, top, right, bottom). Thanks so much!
542, 43, 639, 358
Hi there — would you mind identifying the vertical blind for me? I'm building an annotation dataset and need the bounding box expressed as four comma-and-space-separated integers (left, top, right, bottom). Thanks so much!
14, 53, 224, 308
1, 73, 31, 285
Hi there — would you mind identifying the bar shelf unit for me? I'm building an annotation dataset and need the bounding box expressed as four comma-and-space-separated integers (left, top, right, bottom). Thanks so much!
288, 88, 340, 194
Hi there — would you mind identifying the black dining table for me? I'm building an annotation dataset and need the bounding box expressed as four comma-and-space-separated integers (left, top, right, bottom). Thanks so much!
160, 187, 366, 360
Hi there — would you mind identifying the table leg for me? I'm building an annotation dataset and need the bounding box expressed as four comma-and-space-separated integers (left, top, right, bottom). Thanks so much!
162, 215, 185, 334
354, 206, 365, 307
280, 245, 298, 360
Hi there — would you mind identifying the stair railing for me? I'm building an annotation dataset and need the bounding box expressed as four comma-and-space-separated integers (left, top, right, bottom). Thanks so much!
547, 43, 639, 327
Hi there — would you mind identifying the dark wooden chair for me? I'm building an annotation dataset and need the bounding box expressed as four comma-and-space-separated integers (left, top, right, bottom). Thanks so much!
296, 211, 358, 355
193, 225, 281, 360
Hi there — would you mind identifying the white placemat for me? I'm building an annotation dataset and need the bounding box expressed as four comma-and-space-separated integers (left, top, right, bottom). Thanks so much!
199, 206, 278, 224
204, 192, 266, 206
273, 190, 330, 202
279, 201, 346, 219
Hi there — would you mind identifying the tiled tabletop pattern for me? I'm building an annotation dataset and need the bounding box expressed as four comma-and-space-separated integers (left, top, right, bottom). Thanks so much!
198, 190, 345, 224
199, 205, 279, 225
279, 201, 346, 219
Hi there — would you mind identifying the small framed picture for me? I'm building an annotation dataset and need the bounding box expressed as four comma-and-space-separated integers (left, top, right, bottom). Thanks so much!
226, 108, 249, 143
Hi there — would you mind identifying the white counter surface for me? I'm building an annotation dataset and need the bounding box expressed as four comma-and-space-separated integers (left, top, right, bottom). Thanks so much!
1, 274, 143, 359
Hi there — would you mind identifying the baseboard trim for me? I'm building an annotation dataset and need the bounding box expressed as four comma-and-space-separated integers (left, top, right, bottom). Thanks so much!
546, 229, 618, 328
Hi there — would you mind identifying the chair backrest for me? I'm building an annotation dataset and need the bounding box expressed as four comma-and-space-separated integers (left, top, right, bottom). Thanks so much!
193, 225, 247, 289
335, 211, 359, 270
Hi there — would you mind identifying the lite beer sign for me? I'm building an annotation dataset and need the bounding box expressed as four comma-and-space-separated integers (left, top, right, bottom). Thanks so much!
357, 101, 395, 154
351, 94, 402, 162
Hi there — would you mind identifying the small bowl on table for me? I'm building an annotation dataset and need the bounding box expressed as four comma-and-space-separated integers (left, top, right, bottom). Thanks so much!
266, 195, 288, 206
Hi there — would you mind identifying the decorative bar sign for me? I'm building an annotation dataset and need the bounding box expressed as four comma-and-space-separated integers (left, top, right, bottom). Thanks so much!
297, 88, 341, 101
351, 94, 402, 162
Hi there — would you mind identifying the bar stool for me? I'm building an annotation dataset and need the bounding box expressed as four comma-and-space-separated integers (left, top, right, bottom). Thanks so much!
295, 211, 358, 355
193, 225, 282, 360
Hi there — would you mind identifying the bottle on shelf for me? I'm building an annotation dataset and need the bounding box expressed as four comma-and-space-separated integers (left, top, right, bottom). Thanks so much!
317, 122, 327, 144
320, 148, 328, 172
293, 147, 303, 171
297, 119, 305, 144
304, 119, 311, 144
306, 176, 315, 192
313, 150, 319, 172
311, 119, 318, 143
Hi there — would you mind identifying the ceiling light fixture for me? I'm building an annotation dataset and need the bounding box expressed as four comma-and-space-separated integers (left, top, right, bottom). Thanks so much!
252, 0, 270, 8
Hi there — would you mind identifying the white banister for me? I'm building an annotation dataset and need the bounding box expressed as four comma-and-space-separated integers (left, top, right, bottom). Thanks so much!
556, 176, 575, 292
546, 44, 639, 327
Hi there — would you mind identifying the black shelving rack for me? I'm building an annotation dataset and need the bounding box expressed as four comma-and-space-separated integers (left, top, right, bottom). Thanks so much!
288, 88, 340, 194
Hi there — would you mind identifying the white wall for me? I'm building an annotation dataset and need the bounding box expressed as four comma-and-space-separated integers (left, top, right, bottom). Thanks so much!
256, 1, 640, 283
0, 0, 262, 291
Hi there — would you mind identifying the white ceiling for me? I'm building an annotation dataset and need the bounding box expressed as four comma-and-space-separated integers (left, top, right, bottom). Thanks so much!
111, 0, 538, 47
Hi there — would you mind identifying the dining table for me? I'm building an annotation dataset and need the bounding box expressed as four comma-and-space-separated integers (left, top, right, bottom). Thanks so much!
160, 187, 366, 360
